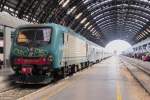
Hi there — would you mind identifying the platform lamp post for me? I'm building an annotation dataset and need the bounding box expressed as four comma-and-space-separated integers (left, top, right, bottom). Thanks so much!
0, 25, 4, 69
3, 26, 14, 69
3, 26, 6, 68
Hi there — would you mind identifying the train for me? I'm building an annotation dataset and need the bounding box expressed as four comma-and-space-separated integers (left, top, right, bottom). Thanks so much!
123, 38, 150, 61
10, 23, 111, 84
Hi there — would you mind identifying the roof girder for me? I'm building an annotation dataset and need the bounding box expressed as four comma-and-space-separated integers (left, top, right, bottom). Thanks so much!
101, 24, 139, 34
98, 18, 145, 28
101, 25, 139, 35
94, 10, 149, 25
99, 20, 143, 31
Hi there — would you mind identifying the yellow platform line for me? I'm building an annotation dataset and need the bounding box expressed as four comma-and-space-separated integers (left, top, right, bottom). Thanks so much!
116, 81, 122, 100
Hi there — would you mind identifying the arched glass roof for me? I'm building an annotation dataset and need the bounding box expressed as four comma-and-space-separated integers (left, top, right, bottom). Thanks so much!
1, 0, 150, 46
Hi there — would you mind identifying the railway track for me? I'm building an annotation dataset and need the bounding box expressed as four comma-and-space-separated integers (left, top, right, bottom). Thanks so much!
0, 83, 44, 100
123, 58, 150, 76
120, 57, 150, 94
0, 76, 71, 100
0, 75, 41, 100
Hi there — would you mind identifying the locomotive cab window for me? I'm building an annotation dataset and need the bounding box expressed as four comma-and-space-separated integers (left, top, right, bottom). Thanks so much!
17, 27, 52, 46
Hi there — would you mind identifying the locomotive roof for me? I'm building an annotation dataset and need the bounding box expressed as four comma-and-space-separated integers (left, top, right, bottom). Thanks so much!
17, 23, 87, 39
16, 23, 53, 29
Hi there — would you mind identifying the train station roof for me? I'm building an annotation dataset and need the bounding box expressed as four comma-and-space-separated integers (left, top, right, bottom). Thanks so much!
1, 0, 150, 46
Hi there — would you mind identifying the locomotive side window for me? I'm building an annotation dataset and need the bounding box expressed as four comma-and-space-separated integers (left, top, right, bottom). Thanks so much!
63, 33, 64, 44
64, 33, 69, 44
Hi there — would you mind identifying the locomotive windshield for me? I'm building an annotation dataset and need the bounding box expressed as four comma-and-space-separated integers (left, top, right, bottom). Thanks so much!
17, 28, 51, 46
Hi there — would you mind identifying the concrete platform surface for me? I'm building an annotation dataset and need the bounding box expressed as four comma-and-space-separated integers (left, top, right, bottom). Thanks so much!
0, 67, 14, 75
0, 67, 14, 81
0, 67, 14, 93
19, 56, 150, 100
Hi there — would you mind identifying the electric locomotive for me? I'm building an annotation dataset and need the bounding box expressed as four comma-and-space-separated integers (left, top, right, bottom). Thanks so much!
10, 23, 88, 84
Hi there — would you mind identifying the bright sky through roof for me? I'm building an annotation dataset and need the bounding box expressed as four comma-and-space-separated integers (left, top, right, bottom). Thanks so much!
105, 40, 132, 55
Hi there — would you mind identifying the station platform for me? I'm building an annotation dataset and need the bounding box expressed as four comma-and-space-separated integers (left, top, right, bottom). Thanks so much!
0, 67, 14, 93
19, 56, 150, 100
0, 67, 14, 76
0, 67, 14, 81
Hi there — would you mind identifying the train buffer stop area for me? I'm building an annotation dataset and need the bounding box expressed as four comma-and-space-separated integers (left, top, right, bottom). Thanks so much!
0, 0, 150, 100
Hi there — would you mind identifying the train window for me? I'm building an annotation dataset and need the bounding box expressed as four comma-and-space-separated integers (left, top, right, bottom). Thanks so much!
67, 34, 69, 41
133, 48, 136, 51
148, 43, 150, 49
0, 32, 3, 40
17, 27, 52, 46
143, 44, 147, 50
0, 47, 3, 53
0, 32, 3, 37
64, 33, 69, 44
135, 48, 137, 51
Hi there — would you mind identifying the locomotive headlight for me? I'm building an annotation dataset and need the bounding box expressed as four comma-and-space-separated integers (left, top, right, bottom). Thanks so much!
12, 66, 17, 70
42, 58, 46, 62
47, 55, 53, 62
